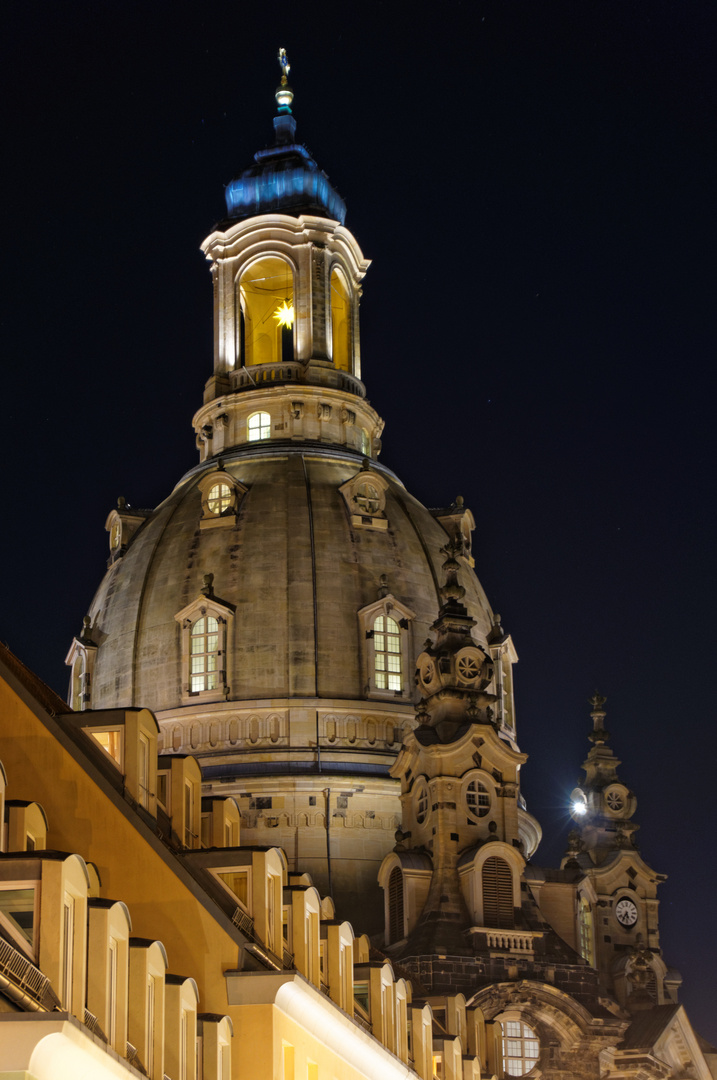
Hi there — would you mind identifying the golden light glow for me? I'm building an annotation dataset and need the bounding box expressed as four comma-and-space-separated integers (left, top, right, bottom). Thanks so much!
273, 300, 294, 328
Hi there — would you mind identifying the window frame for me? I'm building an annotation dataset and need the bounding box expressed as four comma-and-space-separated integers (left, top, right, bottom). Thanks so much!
247, 411, 271, 442
175, 595, 235, 705
358, 594, 415, 700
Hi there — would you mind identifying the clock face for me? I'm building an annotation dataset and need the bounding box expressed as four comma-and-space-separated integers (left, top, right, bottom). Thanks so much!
615, 898, 638, 927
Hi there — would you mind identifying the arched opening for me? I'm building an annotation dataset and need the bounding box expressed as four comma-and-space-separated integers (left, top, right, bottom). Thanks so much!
501, 1020, 539, 1076
482, 855, 514, 929
238, 256, 295, 366
388, 866, 404, 943
330, 267, 351, 372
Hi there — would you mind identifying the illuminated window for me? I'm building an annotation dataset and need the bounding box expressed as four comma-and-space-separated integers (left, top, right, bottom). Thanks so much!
191, 616, 219, 692
330, 267, 351, 372
388, 867, 404, 943
91, 729, 123, 766
501, 1020, 539, 1076
466, 779, 490, 819
360, 428, 371, 456
248, 412, 271, 442
239, 256, 294, 366
207, 483, 232, 515
374, 615, 401, 691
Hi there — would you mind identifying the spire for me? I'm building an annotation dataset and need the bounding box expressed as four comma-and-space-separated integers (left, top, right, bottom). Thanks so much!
224, 49, 347, 223
567, 694, 640, 864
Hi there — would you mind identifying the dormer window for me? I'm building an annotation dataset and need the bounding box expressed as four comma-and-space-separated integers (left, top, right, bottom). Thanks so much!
197, 471, 247, 531
175, 583, 235, 704
248, 412, 271, 441
374, 615, 401, 691
339, 466, 389, 530
191, 617, 219, 692
358, 594, 415, 699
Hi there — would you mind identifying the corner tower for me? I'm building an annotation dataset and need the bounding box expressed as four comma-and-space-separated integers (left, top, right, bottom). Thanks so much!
66, 56, 504, 929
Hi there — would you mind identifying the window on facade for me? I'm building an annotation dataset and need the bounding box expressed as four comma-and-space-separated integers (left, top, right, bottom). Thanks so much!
482, 856, 514, 929
330, 268, 351, 372
92, 729, 123, 765
184, 783, 195, 848
138, 731, 150, 809
415, 782, 429, 825
501, 1020, 539, 1076
578, 896, 594, 965
374, 615, 401, 691
108, 938, 118, 1045
62, 897, 75, 1009
207, 483, 232, 515
0, 886, 36, 949
466, 780, 490, 819
388, 867, 404, 943
360, 428, 371, 456
239, 257, 294, 366
248, 412, 271, 442
191, 616, 219, 691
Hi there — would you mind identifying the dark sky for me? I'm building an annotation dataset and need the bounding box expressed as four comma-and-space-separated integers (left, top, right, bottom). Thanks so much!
2, 0, 715, 1041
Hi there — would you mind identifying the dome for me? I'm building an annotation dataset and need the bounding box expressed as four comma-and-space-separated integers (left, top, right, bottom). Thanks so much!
87, 447, 495, 714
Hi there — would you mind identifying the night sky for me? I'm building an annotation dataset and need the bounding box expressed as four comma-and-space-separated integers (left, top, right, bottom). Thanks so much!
3, 1, 715, 1040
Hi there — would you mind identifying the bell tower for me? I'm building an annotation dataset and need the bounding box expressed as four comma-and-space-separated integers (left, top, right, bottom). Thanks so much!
565, 695, 681, 1009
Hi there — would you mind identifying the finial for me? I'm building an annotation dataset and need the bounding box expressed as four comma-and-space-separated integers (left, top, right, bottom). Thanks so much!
200, 573, 215, 598
439, 540, 466, 603
588, 690, 610, 744
377, 574, 389, 599
455, 495, 464, 508
117, 496, 127, 510
276, 48, 294, 112
80, 615, 94, 643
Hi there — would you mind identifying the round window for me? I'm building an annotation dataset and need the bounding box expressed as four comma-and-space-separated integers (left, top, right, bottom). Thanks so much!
207, 483, 232, 515
354, 481, 381, 514
466, 779, 490, 819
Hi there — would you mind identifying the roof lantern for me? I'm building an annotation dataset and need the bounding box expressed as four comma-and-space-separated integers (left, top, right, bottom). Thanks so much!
224, 49, 347, 224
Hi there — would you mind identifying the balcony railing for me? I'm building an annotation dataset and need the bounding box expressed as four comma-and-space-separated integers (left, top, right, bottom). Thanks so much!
469, 927, 541, 953
0, 936, 60, 1010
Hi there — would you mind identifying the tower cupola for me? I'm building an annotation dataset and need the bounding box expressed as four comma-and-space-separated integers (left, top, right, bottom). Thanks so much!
194, 52, 381, 464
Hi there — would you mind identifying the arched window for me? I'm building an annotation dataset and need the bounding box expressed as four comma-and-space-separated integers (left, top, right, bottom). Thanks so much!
466, 780, 490, 819
373, 615, 401, 691
247, 411, 271, 441
238, 256, 294, 366
388, 867, 404, 944
501, 1020, 539, 1076
482, 856, 514, 929
330, 267, 351, 372
190, 617, 219, 692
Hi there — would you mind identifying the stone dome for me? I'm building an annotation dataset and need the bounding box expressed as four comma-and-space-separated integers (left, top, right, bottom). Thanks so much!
86, 445, 495, 714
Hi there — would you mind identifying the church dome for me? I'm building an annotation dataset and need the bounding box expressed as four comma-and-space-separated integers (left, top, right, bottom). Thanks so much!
85, 447, 495, 715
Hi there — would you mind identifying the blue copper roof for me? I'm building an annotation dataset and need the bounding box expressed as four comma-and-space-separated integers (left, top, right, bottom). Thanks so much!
225, 112, 347, 224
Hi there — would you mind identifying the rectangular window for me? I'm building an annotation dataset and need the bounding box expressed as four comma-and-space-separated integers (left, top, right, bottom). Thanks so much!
185, 783, 194, 847
138, 732, 150, 809
92, 729, 123, 766
108, 938, 118, 1046
0, 886, 37, 950
62, 897, 75, 1009
282, 1043, 295, 1080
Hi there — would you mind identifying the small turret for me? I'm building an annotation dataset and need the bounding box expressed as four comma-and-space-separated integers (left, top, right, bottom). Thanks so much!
568, 693, 639, 864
